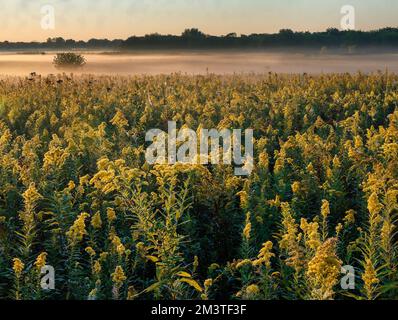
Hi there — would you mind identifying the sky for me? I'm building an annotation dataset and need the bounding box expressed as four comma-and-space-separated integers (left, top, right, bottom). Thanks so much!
0, 0, 397, 41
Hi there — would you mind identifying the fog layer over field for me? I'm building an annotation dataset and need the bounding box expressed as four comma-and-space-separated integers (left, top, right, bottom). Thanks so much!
1, 51, 398, 75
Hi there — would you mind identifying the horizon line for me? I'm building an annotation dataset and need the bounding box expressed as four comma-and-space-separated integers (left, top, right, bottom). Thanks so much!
2, 26, 398, 43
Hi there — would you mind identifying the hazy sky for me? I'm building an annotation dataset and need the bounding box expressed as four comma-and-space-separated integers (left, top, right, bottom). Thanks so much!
0, 0, 397, 41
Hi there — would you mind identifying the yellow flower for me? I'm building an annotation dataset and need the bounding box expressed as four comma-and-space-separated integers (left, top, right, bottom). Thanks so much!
90, 169, 117, 194
91, 211, 102, 229
274, 157, 283, 174
111, 110, 129, 128
88, 289, 97, 300
343, 210, 356, 225
335, 223, 343, 236
326, 167, 333, 179
291, 181, 301, 194
306, 238, 342, 300
204, 279, 213, 289
23, 183, 42, 207
85, 247, 96, 257
67, 180, 75, 191
258, 152, 269, 168
300, 218, 309, 232
236, 259, 252, 269
107, 208, 117, 223
79, 175, 90, 186
321, 200, 330, 218
193, 256, 199, 272
34, 252, 47, 271
332, 156, 341, 168
354, 135, 363, 149
43, 146, 70, 170
112, 265, 127, 285
13, 258, 24, 277
116, 244, 126, 256
110, 234, 126, 256
306, 221, 321, 250
279, 202, 303, 272
268, 195, 281, 208
362, 258, 379, 300
237, 190, 249, 209
245, 284, 260, 296
307, 162, 315, 175
242, 212, 251, 240
93, 260, 102, 275
99, 252, 109, 262
253, 241, 274, 268
97, 157, 110, 170
66, 213, 89, 246
367, 192, 382, 216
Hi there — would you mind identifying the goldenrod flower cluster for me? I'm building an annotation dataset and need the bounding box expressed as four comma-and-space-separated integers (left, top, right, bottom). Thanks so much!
307, 238, 342, 300
253, 241, 274, 268
34, 252, 47, 271
66, 213, 89, 246
13, 258, 24, 277
112, 266, 127, 285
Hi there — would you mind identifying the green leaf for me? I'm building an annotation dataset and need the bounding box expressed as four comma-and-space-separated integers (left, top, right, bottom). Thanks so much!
179, 278, 203, 292
176, 271, 192, 278
146, 255, 159, 263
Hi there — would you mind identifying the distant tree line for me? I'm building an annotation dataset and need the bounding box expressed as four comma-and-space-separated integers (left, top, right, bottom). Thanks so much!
1, 28, 398, 51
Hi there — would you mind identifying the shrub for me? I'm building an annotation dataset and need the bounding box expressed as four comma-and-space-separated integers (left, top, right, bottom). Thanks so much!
53, 53, 86, 69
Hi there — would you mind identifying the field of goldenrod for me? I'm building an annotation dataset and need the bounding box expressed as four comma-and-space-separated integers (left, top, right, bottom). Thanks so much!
0, 72, 397, 300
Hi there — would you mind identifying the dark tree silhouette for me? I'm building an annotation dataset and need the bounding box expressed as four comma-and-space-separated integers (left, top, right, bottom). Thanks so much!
1, 28, 398, 51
